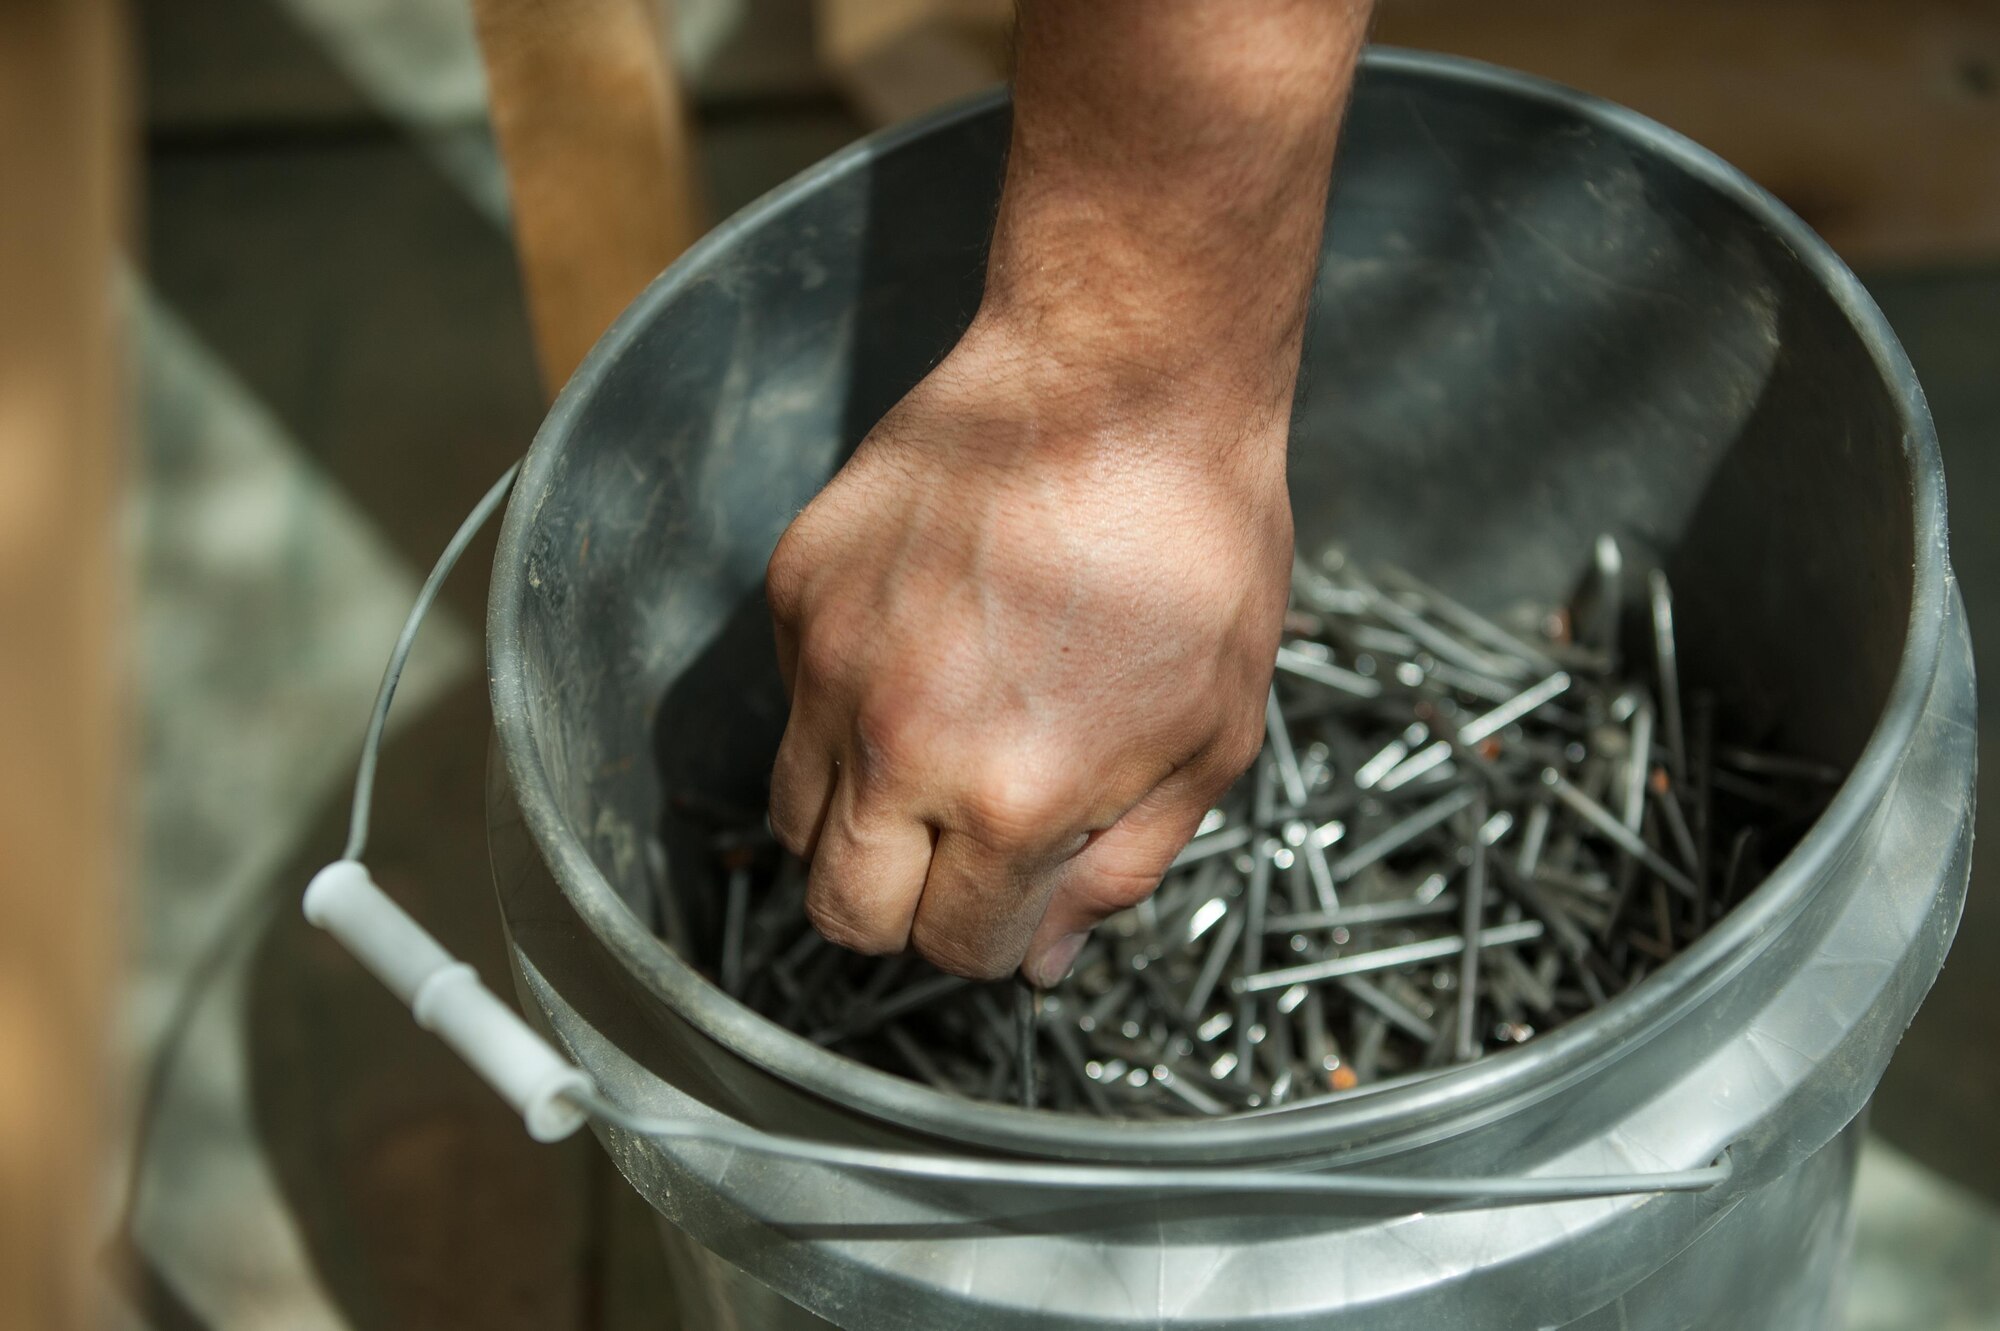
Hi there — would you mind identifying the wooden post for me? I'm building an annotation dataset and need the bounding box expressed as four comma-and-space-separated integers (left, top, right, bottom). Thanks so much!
470, 0, 707, 394
0, 2, 128, 1327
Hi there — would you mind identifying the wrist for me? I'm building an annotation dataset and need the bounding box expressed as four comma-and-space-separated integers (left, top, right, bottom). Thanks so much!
978, 213, 1309, 413
926, 306, 1295, 490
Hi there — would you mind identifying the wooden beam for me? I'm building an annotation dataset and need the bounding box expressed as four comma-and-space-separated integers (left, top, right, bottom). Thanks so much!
814, 0, 2000, 266
0, 2, 128, 1327
470, 0, 707, 393
1374, 0, 2000, 269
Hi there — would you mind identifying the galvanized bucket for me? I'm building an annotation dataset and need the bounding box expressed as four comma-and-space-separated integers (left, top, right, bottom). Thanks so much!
484, 50, 1976, 1330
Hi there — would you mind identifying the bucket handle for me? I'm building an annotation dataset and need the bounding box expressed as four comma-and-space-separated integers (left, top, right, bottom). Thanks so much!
306, 464, 1736, 1205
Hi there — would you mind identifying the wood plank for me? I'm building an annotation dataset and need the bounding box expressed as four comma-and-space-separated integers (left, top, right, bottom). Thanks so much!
471, 0, 708, 391
1374, 0, 2000, 267
0, 2, 128, 1327
814, 0, 2000, 265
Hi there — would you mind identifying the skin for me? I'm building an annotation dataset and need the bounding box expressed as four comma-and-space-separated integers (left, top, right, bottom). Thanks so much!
767, 0, 1375, 987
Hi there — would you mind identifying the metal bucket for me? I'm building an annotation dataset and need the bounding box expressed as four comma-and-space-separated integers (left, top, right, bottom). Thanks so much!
484, 50, 1976, 1330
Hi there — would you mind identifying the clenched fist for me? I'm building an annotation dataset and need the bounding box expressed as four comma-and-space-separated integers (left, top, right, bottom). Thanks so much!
766, 316, 1293, 986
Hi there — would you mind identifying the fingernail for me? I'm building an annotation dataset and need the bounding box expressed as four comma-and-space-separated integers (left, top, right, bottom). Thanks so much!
1031, 932, 1089, 989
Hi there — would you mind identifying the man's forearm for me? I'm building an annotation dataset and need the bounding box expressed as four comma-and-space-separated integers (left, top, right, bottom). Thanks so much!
984, 0, 1374, 414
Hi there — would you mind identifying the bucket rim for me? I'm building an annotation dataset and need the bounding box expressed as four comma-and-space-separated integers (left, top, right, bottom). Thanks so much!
488, 47, 1950, 1164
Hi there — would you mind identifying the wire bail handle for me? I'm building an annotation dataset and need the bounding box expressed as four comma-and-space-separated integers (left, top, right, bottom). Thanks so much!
306, 464, 1737, 1205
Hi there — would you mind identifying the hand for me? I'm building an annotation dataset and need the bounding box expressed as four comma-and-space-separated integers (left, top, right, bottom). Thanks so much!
763, 0, 1367, 986
765, 313, 1292, 986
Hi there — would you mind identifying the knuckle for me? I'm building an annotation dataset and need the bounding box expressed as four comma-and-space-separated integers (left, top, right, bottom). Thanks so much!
960, 764, 1066, 847
764, 529, 812, 625
795, 620, 858, 691
1204, 692, 1271, 778
1213, 719, 1267, 780
1077, 863, 1166, 916
1080, 839, 1168, 911
804, 889, 900, 956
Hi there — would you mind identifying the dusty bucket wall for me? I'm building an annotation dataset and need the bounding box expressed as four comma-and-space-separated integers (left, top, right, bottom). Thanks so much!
485, 50, 1976, 1331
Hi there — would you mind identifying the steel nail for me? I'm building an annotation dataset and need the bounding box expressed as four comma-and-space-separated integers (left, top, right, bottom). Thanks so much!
1233, 920, 1545, 994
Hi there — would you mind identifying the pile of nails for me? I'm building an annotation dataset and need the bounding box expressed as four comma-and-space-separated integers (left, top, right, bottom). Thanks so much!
697, 542, 1839, 1118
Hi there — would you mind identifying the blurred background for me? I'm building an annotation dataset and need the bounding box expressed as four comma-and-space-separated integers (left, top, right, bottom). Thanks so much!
4, 0, 1999, 1326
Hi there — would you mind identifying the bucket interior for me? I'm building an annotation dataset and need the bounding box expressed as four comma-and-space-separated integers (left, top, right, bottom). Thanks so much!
495, 64, 1917, 1118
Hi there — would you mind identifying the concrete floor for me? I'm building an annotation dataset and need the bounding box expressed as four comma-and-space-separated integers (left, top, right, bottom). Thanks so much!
120, 2, 2000, 1327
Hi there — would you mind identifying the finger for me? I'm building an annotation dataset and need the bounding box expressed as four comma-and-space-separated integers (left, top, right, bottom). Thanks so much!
768, 713, 837, 859
909, 822, 1078, 980
803, 770, 935, 955
1021, 777, 1218, 988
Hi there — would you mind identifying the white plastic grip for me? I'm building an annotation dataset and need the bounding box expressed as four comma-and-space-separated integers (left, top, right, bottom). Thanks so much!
303, 860, 592, 1142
